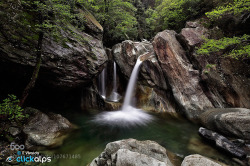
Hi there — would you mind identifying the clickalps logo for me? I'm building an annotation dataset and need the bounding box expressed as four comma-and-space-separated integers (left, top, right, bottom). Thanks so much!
6, 142, 52, 163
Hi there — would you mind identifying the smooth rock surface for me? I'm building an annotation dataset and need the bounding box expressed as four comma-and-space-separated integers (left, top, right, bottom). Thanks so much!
115, 149, 167, 166
23, 108, 76, 149
181, 154, 223, 166
152, 30, 213, 119
90, 139, 173, 166
199, 108, 250, 140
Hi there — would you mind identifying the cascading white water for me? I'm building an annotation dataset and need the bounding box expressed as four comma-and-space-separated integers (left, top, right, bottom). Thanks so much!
113, 62, 117, 92
107, 62, 121, 102
122, 58, 142, 110
93, 56, 153, 127
99, 68, 106, 99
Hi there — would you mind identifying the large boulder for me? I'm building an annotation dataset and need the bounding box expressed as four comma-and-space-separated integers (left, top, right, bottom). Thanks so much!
181, 154, 224, 166
23, 108, 76, 150
199, 108, 250, 140
90, 139, 173, 166
152, 30, 213, 119
0, 4, 108, 90
112, 40, 167, 90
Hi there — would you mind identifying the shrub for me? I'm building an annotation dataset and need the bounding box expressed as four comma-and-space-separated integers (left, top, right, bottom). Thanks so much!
197, 34, 250, 59
0, 95, 28, 121
206, 0, 250, 20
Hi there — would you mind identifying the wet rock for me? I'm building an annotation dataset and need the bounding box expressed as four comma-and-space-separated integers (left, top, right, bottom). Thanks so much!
112, 39, 178, 115
112, 40, 167, 90
199, 127, 246, 158
138, 85, 179, 116
80, 84, 122, 112
23, 108, 76, 150
181, 154, 224, 166
199, 108, 250, 140
90, 138, 173, 166
152, 30, 213, 120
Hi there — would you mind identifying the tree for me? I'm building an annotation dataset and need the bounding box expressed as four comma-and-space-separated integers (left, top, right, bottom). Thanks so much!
80, 0, 138, 46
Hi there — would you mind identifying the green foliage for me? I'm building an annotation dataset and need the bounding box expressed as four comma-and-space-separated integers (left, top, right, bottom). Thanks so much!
146, 0, 205, 32
0, 0, 88, 49
206, 64, 216, 69
206, 0, 250, 20
0, 95, 28, 121
197, 34, 250, 59
79, 0, 138, 45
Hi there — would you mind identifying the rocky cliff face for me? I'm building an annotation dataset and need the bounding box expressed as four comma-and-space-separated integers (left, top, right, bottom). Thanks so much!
0, 7, 108, 90
111, 21, 250, 120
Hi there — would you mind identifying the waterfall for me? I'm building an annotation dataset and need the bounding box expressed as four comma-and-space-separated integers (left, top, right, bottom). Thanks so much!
99, 68, 106, 99
107, 61, 121, 102
93, 56, 153, 127
113, 62, 117, 93
122, 58, 142, 110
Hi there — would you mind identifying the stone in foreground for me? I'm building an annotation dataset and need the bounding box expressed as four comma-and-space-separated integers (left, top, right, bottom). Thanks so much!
23, 108, 76, 150
181, 154, 223, 166
90, 138, 173, 166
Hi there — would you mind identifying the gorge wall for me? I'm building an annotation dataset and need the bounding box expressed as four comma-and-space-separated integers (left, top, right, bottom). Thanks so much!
110, 21, 250, 120
0, 3, 249, 120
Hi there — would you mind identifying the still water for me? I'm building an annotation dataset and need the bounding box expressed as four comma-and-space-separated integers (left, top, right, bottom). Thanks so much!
42, 112, 238, 166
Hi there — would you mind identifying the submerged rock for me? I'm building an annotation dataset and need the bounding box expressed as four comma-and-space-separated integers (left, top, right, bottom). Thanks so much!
199, 108, 250, 140
181, 154, 224, 166
90, 139, 173, 166
23, 108, 76, 150
199, 127, 246, 158
152, 30, 213, 119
